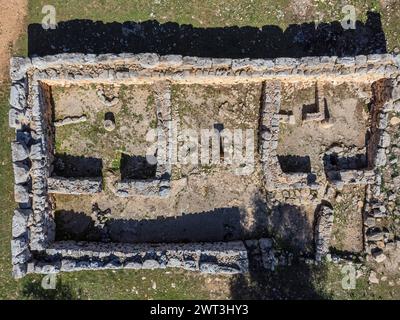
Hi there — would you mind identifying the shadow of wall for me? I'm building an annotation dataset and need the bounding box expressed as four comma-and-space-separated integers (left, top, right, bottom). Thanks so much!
28, 11, 386, 58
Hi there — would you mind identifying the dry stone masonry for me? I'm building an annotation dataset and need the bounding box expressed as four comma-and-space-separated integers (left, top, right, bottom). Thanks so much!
314, 204, 334, 262
8, 52, 400, 278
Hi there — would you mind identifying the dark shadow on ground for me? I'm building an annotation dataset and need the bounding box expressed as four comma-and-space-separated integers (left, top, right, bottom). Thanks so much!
267, 202, 314, 253
53, 154, 103, 178
21, 278, 82, 300
107, 207, 243, 242
55, 193, 269, 243
229, 261, 330, 299
120, 154, 157, 180
56, 207, 245, 243
323, 153, 368, 171
55, 210, 95, 241
228, 200, 327, 299
302, 103, 320, 119
28, 12, 386, 58
278, 155, 312, 173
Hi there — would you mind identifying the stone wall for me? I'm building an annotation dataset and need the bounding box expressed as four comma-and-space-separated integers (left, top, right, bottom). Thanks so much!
117, 81, 172, 197
259, 81, 318, 191
28, 241, 249, 274
10, 53, 399, 83
314, 204, 334, 262
116, 179, 169, 197
48, 176, 102, 194
363, 76, 400, 264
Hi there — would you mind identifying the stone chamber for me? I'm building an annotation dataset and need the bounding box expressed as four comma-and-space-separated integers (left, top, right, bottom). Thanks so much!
8, 52, 400, 278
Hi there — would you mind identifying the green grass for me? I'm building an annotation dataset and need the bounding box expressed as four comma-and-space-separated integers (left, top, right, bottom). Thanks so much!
110, 152, 122, 171
2, 0, 400, 300
24, 0, 385, 26
37, 1, 400, 47
0, 84, 20, 299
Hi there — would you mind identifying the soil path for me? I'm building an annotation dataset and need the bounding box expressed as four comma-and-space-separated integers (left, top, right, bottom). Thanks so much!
0, 0, 27, 83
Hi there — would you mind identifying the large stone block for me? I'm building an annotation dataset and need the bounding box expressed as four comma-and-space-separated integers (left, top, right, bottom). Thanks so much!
29, 143, 44, 161
315, 205, 334, 262
11, 235, 30, 264
11, 141, 29, 162
9, 82, 26, 110
12, 263, 27, 279
14, 184, 30, 203
10, 57, 32, 81
13, 162, 30, 184
9, 108, 27, 129
48, 176, 102, 194
12, 209, 31, 238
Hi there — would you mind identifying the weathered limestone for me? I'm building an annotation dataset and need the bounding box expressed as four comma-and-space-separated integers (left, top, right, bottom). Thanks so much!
12, 162, 30, 184
390, 116, 400, 126
26, 241, 250, 275
11, 141, 29, 162
11, 236, 31, 265
259, 238, 275, 269
96, 88, 119, 107
366, 228, 385, 241
10, 208, 33, 279
278, 113, 296, 125
54, 115, 87, 127
314, 204, 334, 262
260, 81, 283, 189
116, 179, 170, 197
9, 57, 32, 81
12, 209, 31, 238
14, 184, 30, 203
9, 108, 26, 129
103, 119, 115, 131
9, 53, 400, 83
29, 142, 44, 161
362, 78, 397, 257
9, 82, 26, 110
328, 169, 376, 187
48, 176, 102, 194
303, 112, 325, 122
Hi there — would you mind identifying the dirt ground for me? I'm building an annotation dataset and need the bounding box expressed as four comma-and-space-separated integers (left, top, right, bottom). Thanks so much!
277, 80, 371, 179
288, 0, 314, 20
53, 83, 157, 166
52, 81, 268, 243
50, 77, 372, 254
330, 185, 365, 253
0, 0, 26, 82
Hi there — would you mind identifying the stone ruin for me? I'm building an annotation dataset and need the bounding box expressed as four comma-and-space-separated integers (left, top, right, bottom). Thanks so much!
8, 52, 400, 278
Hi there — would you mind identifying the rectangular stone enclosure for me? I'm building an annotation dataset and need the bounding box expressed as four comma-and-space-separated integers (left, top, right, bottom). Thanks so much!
9, 52, 400, 278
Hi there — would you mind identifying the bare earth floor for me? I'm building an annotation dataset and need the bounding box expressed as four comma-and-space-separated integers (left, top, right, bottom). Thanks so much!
50, 78, 372, 254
